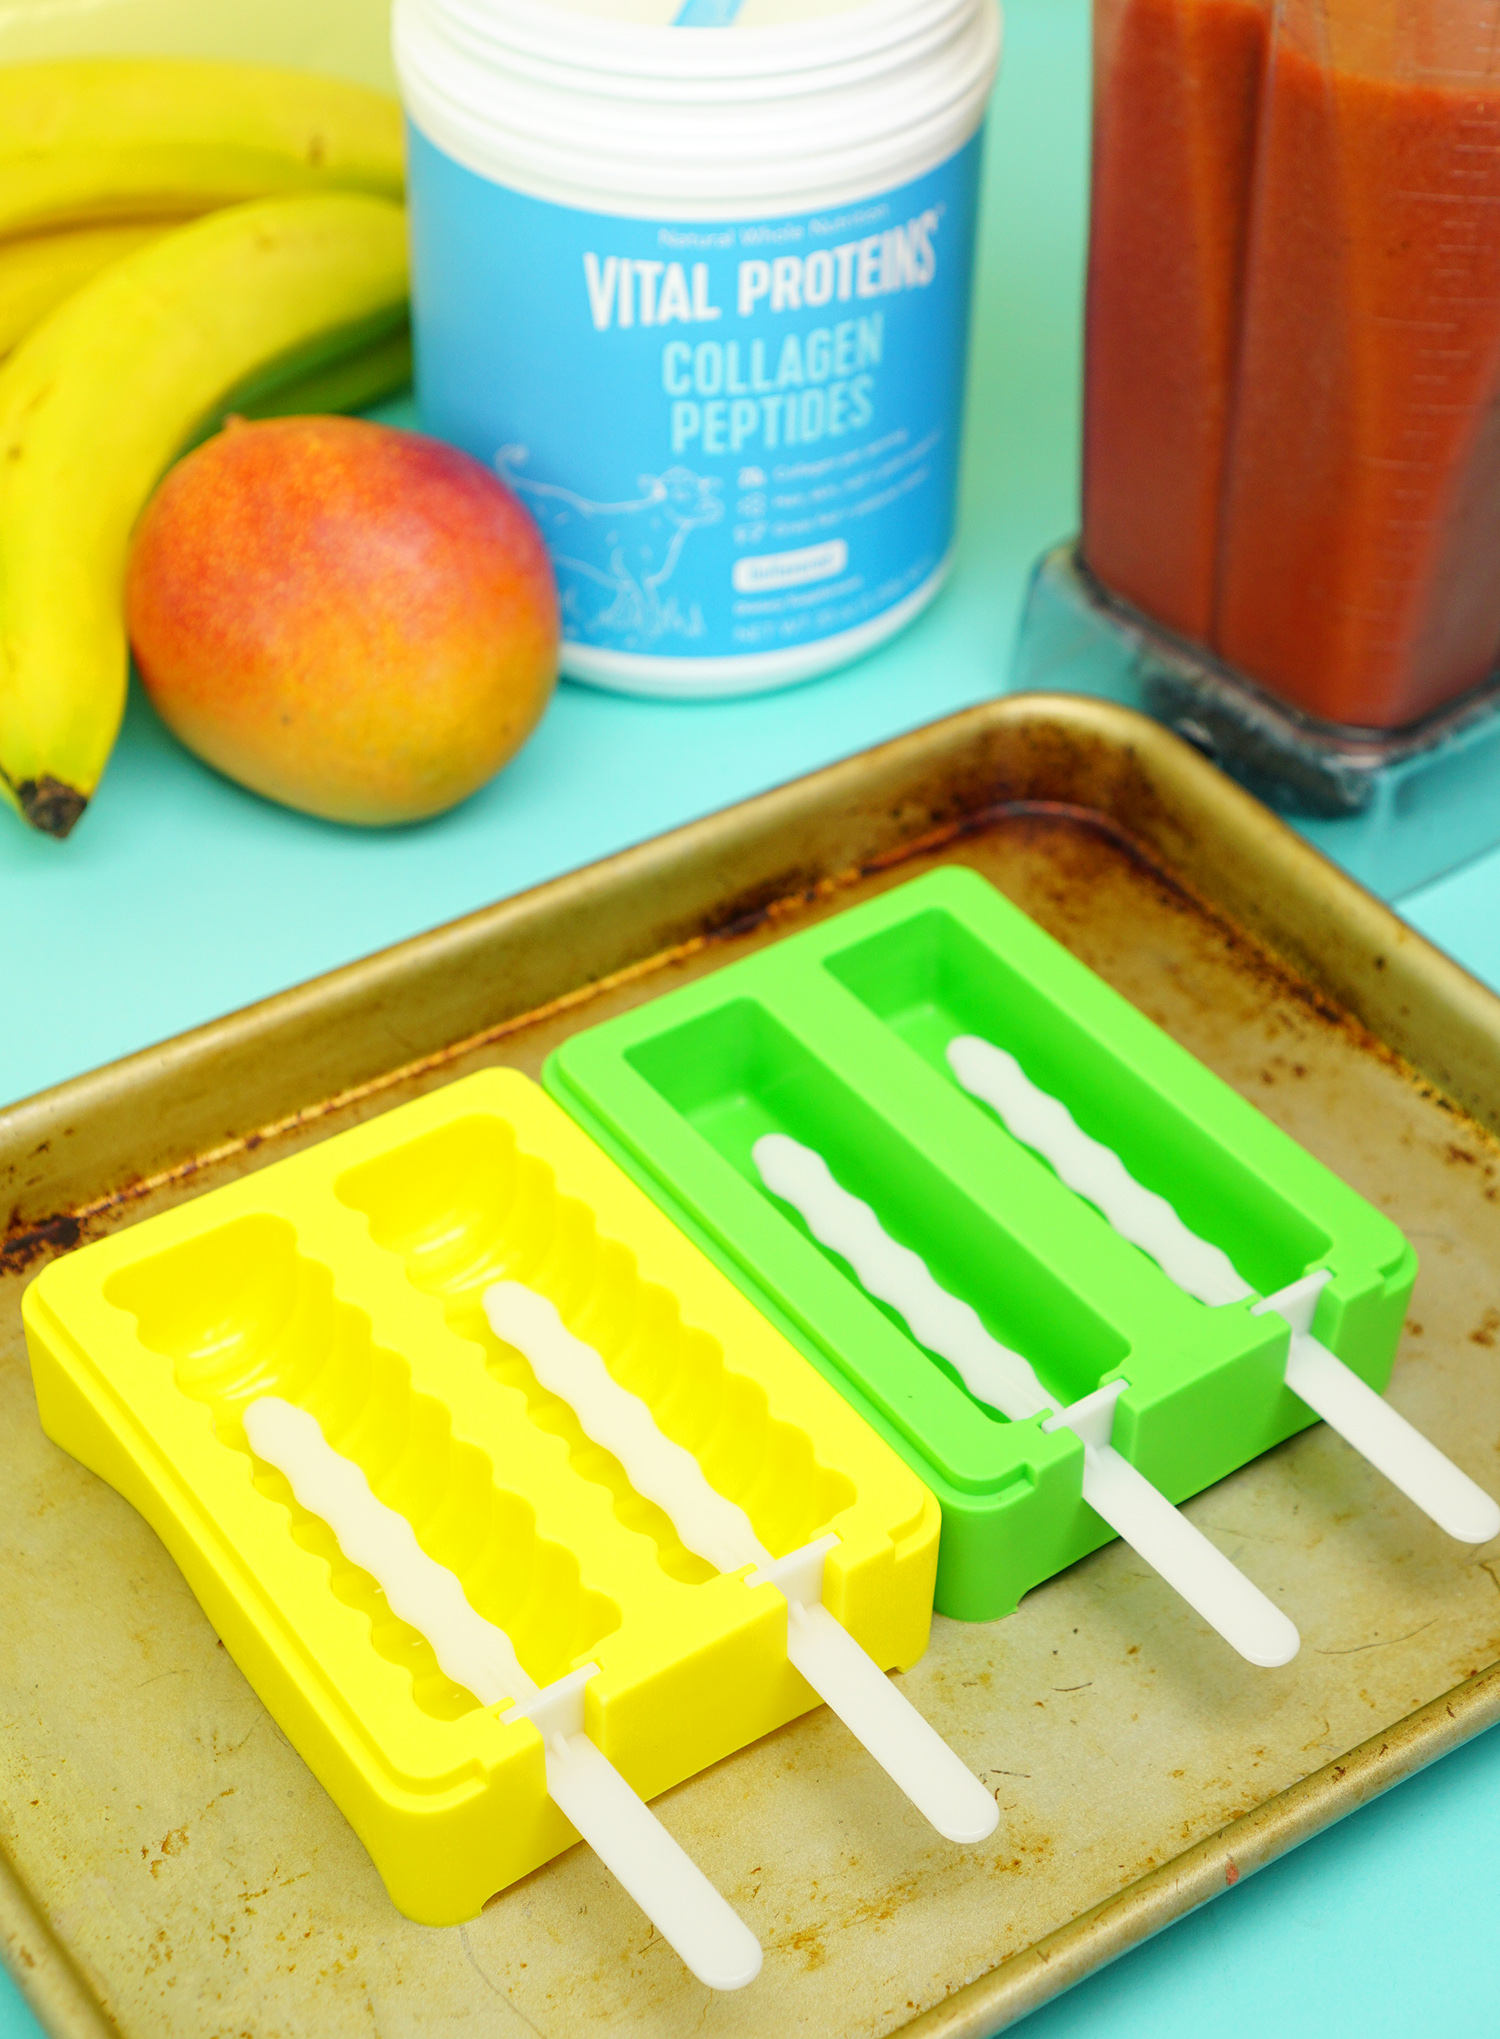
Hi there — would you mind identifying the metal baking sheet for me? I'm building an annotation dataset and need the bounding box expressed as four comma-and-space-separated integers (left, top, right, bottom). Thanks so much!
3, 695, 1498, 2039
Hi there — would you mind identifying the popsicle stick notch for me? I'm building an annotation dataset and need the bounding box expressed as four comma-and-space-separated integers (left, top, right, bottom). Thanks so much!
484, 1281, 998, 1844
752, 1133, 1300, 1668
242, 1397, 762, 1992
948, 1033, 1500, 1548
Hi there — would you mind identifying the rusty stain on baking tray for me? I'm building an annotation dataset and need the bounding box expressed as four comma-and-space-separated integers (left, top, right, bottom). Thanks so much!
2, 695, 1499, 2039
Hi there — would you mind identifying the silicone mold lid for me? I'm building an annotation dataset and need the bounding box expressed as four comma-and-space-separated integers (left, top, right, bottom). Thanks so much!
21, 1070, 940, 1927
544, 864, 1418, 1622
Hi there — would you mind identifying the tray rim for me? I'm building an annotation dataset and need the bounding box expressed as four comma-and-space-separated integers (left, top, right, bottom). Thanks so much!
6, 693, 1500, 1253
5, 691, 1500, 2038
906, 1657, 1500, 2036
0, 1850, 115, 2039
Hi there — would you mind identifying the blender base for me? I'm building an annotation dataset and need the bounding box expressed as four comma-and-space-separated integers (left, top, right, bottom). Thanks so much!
1010, 543, 1500, 897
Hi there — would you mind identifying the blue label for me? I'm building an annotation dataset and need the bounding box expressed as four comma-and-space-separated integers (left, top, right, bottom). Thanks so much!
407, 125, 984, 669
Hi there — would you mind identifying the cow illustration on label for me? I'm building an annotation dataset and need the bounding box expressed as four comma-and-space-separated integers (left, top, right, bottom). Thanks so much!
496, 447, 724, 645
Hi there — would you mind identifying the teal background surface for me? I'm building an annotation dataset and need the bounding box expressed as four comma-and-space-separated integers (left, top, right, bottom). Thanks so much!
5, 0, 1500, 2031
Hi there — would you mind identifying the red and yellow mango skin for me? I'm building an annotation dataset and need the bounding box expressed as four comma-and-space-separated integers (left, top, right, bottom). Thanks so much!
126, 414, 559, 826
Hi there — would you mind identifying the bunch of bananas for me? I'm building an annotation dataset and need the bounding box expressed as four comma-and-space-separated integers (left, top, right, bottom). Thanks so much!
0, 59, 411, 837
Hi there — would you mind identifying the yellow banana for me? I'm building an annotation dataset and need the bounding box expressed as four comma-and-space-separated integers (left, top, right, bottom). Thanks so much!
0, 192, 409, 837
0, 220, 181, 360
1, 229, 410, 431
219, 326, 415, 434
0, 59, 403, 238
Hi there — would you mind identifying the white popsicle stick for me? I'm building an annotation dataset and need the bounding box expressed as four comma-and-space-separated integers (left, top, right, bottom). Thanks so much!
749, 1538, 999, 1841
485, 1282, 769, 1574
525, 1680, 761, 1991
244, 1396, 538, 1705
243, 1397, 761, 1991
752, 1132, 1298, 1665
484, 1281, 997, 1841
750, 1138, 1054, 1421
1259, 1276, 1500, 1546
947, 1036, 1252, 1306
948, 1033, 1500, 1546
1050, 1386, 1299, 1666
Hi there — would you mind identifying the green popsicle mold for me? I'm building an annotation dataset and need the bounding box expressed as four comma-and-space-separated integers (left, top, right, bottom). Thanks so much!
545, 866, 1417, 1621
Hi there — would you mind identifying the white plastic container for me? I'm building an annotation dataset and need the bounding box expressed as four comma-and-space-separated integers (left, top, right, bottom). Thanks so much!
395, 0, 1001, 697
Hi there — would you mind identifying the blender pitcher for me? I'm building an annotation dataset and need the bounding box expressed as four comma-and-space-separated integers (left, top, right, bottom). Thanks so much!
1083, 0, 1500, 731
1083, 0, 1270, 647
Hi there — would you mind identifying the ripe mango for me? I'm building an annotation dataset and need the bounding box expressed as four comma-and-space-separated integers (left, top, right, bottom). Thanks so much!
126, 415, 558, 825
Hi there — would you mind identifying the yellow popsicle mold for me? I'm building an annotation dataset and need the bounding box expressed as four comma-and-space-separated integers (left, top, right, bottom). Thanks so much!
22, 1070, 940, 1925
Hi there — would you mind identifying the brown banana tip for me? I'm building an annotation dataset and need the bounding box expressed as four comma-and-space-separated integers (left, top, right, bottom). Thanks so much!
16, 774, 88, 838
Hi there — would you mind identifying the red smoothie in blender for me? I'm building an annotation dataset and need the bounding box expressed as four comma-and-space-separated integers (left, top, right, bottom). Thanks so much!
1083, 0, 1500, 730
1082, 0, 1269, 643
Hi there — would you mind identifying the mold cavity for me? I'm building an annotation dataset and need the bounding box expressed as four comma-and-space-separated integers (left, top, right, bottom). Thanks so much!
625, 1001, 1129, 1409
105, 1214, 618, 1716
335, 1116, 854, 1568
824, 910, 1332, 1299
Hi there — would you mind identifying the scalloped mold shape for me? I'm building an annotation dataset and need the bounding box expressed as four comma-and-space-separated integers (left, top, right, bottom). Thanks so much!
544, 864, 1418, 1622
22, 1071, 938, 1926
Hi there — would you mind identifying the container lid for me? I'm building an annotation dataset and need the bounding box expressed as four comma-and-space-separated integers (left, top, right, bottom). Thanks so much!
542, 0, 873, 21
395, 0, 1001, 217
